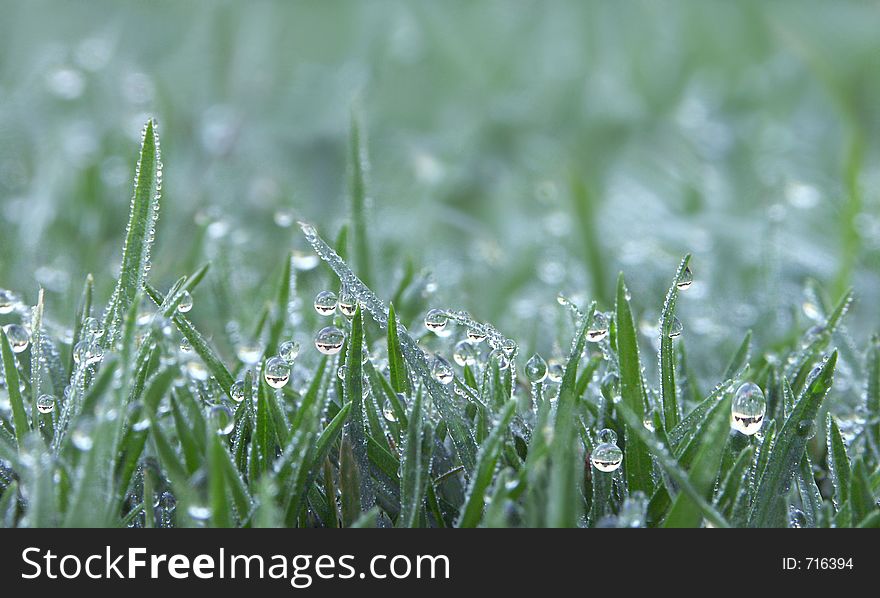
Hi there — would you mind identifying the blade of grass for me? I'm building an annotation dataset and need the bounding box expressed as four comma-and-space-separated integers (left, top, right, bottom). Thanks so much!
0, 330, 28, 449
659, 255, 690, 431
386, 303, 410, 396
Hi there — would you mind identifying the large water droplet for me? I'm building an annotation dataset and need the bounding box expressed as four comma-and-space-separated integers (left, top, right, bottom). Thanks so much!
546, 358, 564, 383
525, 353, 548, 383
37, 394, 55, 414
338, 289, 357, 317
279, 340, 300, 364
83, 316, 104, 339
676, 266, 693, 290
466, 328, 486, 343
3, 324, 29, 353
337, 365, 347, 381
383, 407, 397, 422
264, 356, 291, 389
587, 312, 609, 343
210, 404, 235, 435
230, 379, 246, 403
0, 290, 18, 314
186, 359, 209, 381
591, 429, 623, 473
314, 290, 338, 316
236, 341, 262, 365
453, 340, 477, 367
668, 316, 683, 338
432, 356, 454, 384
730, 382, 766, 436
488, 348, 510, 371
424, 309, 448, 333
315, 326, 345, 355
179, 338, 192, 353
177, 291, 194, 313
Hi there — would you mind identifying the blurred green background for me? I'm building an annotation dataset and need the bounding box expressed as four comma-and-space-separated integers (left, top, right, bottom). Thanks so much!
1, 0, 878, 394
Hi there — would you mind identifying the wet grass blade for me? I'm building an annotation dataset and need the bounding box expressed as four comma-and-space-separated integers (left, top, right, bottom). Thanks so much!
266, 252, 292, 355
715, 446, 754, 519
68, 274, 93, 376
344, 305, 375, 510
349, 109, 372, 287
1, 330, 28, 448
723, 330, 752, 380
749, 352, 837, 527
616, 274, 653, 495
102, 119, 161, 344
663, 392, 732, 527
867, 335, 880, 453
659, 255, 690, 431
826, 414, 851, 510
848, 458, 876, 526
386, 303, 410, 396
399, 390, 427, 528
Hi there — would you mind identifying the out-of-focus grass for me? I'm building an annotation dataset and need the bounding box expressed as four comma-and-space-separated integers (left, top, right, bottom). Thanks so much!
1, 0, 878, 397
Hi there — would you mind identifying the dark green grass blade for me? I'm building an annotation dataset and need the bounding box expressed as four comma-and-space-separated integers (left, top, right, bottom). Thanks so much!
659, 255, 690, 431
386, 303, 410, 396
749, 352, 837, 527
715, 446, 754, 519
266, 252, 292, 356
616, 274, 653, 495
663, 393, 732, 527
344, 305, 375, 511
348, 109, 372, 287
102, 119, 161, 344
723, 330, 752, 380
848, 458, 876, 526
399, 390, 428, 528
826, 414, 851, 509
68, 274, 93, 376
867, 335, 880, 454
0, 330, 28, 449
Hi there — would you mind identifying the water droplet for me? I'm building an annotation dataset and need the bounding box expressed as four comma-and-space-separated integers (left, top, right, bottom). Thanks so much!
789, 507, 806, 528
72, 426, 94, 451
730, 382, 766, 436
179, 338, 192, 353
668, 316, 683, 339
383, 407, 397, 422
279, 340, 300, 364
264, 356, 291, 389
236, 341, 262, 365
230, 379, 246, 403
176, 291, 194, 313
424, 309, 448, 333
84, 342, 103, 365
676, 266, 693, 290
337, 365, 348, 381
547, 359, 564, 383
338, 290, 357, 317
3, 324, 29, 353
432, 356, 454, 384
83, 316, 104, 339
466, 328, 486, 343
210, 404, 234, 435
488, 348, 510, 371
314, 290, 338, 316
37, 394, 55, 414
643, 417, 655, 432
453, 340, 478, 367
187, 505, 211, 521
292, 251, 320, 271
315, 326, 345, 355
186, 359, 209, 381
797, 419, 816, 438
591, 429, 623, 473
587, 312, 609, 343
0, 290, 18, 314
525, 354, 548, 383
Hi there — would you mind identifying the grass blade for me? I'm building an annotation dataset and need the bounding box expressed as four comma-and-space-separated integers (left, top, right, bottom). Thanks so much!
659, 255, 690, 431
1, 330, 28, 448
386, 303, 410, 396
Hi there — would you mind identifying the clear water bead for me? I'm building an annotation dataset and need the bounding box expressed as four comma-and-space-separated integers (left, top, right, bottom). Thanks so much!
424, 309, 448, 333
314, 290, 338, 316
83, 316, 104, 339
547, 359, 564, 383
230, 379, 246, 403
210, 404, 234, 436
453, 340, 477, 367
466, 328, 486, 343
432, 356, 454, 384
236, 341, 262, 365
668, 316, 683, 338
264, 356, 291, 389
37, 394, 55, 414
587, 312, 609, 343
315, 326, 345, 355
0, 289, 18, 314
177, 291, 194, 313
337, 290, 357, 317
279, 340, 300, 363
677, 266, 693, 290
525, 353, 548, 383
337, 365, 347, 381
488, 348, 510, 371
186, 359, 209, 381
591, 433, 623, 473
383, 407, 397, 422
179, 338, 192, 353
730, 382, 766, 436
3, 324, 29, 353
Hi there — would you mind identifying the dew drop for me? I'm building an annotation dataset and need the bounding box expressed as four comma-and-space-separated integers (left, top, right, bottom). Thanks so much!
314, 290, 338, 316
83, 316, 104, 339
84, 342, 104, 365
789, 507, 806, 528
37, 394, 55, 414
72, 427, 94, 451
186, 359, 209, 381
488, 348, 510, 371
315, 326, 345, 355
668, 316, 683, 339
525, 353, 548, 383
279, 340, 300, 364
179, 338, 192, 353
338, 290, 357, 317
383, 407, 397, 422
432, 356, 454, 384
3, 324, 29, 353
466, 328, 486, 343
587, 312, 609, 343
546, 359, 564, 383
591, 429, 623, 473
424, 309, 448, 333
264, 356, 291, 389
236, 341, 262, 365
676, 266, 693, 290
230, 379, 246, 403
0, 290, 18, 314
730, 382, 766, 436
337, 365, 347, 381
210, 404, 234, 436
292, 251, 320, 271
453, 340, 477, 367
176, 291, 194, 313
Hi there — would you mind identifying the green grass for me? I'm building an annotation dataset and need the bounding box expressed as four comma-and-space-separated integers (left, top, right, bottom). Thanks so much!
0, 121, 878, 528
